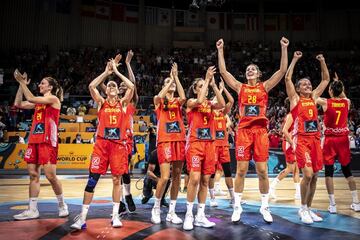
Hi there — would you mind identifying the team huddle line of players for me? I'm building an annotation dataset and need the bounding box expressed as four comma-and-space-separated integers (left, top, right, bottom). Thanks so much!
11, 37, 360, 231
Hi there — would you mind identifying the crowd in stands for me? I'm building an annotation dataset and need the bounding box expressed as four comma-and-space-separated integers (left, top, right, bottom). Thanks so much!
1, 40, 360, 147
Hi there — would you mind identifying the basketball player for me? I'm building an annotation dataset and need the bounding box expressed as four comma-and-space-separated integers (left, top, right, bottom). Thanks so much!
316, 74, 360, 213
269, 98, 301, 200
71, 57, 134, 229
183, 67, 225, 230
13, 70, 68, 220
151, 62, 187, 224
209, 80, 235, 207
217, 37, 289, 223
100, 51, 138, 214
285, 51, 330, 224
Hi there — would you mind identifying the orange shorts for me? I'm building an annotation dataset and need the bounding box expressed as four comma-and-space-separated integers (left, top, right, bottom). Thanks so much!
24, 143, 58, 165
186, 141, 215, 175
323, 135, 350, 166
90, 138, 128, 175
282, 140, 296, 164
215, 145, 230, 164
236, 127, 269, 162
157, 141, 185, 165
294, 135, 323, 172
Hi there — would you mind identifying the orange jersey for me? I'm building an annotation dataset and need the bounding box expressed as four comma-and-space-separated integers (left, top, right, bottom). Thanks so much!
96, 100, 125, 143
238, 83, 268, 128
28, 104, 60, 147
187, 100, 214, 142
156, 98, 186, 143
323, 98, 349, 136
213, 110, 229, 146
292, 97, 319, 136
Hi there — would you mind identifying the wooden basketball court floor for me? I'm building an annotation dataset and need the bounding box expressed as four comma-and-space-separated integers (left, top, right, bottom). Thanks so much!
0, 175, 359, 239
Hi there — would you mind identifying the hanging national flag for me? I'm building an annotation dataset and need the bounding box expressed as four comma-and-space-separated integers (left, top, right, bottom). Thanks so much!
246, 14, 259, 31
264, 15, 279, 31
95, 1, 110, 20
232, 14, 246, 30
146, 7, 158, 25
175, 10, 185, 27
208, 12, 219, 29
279, 14, 288, 31
158, 8, 170, 26
125, 5, 139, 23
292, 15, 304, 31
81, 0, 95, 17
186, 11, 199, 27
111, 3, 124, 21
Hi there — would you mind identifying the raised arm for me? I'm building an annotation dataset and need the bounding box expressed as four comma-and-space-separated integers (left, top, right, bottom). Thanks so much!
13, 71, 35, 109
221, 79, 234, 115
89, 62, 112, 104
282, 114, 295, 150
187, 66, 215, 109
312, 54, 330, 99
99, 54, 122, 94
285, 51, 302, 108
111, 60, 134, 105
111, 59, 134, 91
14, 70, 59, 107
210, 77, 225, 110
125, 50, 139, 105
171, 62, 186, 105
263, 37, 289, 92
153, 77, 174, 108
216, 39, 242, 94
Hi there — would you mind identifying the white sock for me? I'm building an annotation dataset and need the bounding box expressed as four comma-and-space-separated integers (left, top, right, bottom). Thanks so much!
169, 200, 176, 213
214, 182, 221, 192
294, 183, 301, 195
351, 190, 359, 203
270, 178, 280, 189
301, 204, 308, 210
123, 184, 131, 196
228, 188, 234, 200
81, 204, 90, 221
186, 201, 194, 216
329, 194, 336, 205
154, 198, 161, 208
261, 193, 269, 209
234, 192, 243, 208
113, 202, 120, 215
29, 198, 38, 211
56, 194, 65, 207
197, 203, 205, 216
209, 188, 215, 199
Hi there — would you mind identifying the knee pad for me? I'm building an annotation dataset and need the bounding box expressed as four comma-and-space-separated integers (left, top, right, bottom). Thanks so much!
324, 165, 334, 177
341, 164, 353, 178
122, 173, 131, 184
222, 162, 232, 177
85, 172, 101, 193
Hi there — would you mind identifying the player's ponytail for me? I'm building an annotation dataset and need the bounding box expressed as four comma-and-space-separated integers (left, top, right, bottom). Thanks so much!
45, 77, 64, 102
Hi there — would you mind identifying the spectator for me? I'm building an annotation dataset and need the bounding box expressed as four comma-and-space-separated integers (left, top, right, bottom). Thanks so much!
141, 149, 169, 207
268, 129, 281, 148
15, 132, 25, 144
77, 104, 87, 116
66, 106, 76, 116
72, 133, 83, 144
